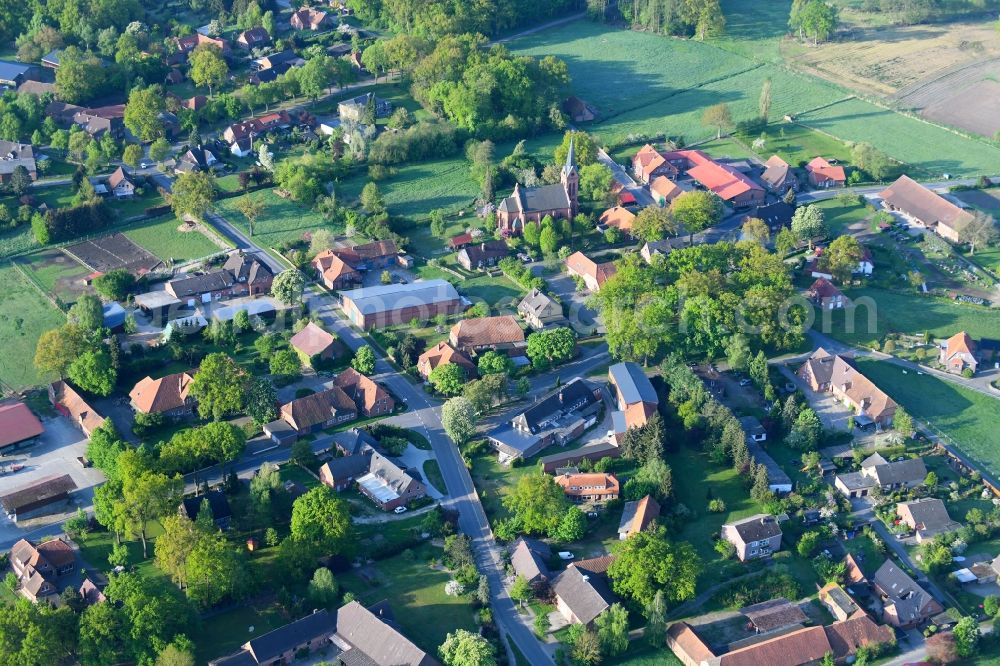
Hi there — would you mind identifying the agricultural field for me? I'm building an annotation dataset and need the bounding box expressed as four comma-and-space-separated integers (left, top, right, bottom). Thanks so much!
712, 0, 792, 62
784, 21, 1000, 97
795, 97, 1000, 177
895, 57, 1000, 138
0, 264, 68, 390
853, 358, 1000, 476
817, 286, 1000, 347
124, 216, 225, 264
0, 226, 40, 261
16, 249, 93, 307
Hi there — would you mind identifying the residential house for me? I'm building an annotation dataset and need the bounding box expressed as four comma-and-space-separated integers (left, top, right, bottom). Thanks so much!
334, 367, 395, 417
355, 451, 426, 511
565, 251, 617, 292
106, 166, 135, 198
880, 174, 974, 242
290, 7, 329, 30
806, 157, 846, 188
185, 95, 208, 111
289, 322, 343, 366
761, 155, 797, 193
449, 315, 526, 357
49, 380, 105, 438
79, 578, 107, 605
339, 280, 464, 330
940, 331, 978, 374
319, 453, 373, 491
819, 582, 862, 622
331, 428, 379, 457
872, 560, 942, 628
599, 206, 636, 234
510, 537, 551, 584
748, 201, 796, 236
209, 608, 337, 666
0, 474, 77, 523
280, 386, 358, 433
129, 372, 195, 416
497, 139, 578, 235
721, 514, 782, 561
237, 27, 271, 49
806, 277, 849, 309
640, 239, 677, 264
9, 537, 75, 603
554, 472, 620, 504
552, 556, 617, 626
617, 495, 659, 540
0, 140, 37, 183
0, 401, 44, 454
180, 491, 233, 529
632, 144, 682, 184
175, 145, 217, 173
798, 349, 897, 429
457, 240, 509, 271
833, 453, 926, 499
417, 341, 477, 381
633, 146, 764, 208
329, 601, 439, 666
518, 289, 566, 330
165, 253, 272, 303
487, 378, 602, 462
223, 111, 292, 146
311, 239, 401, 290
65, 104, 125, 139
897, 498, 960, 543
173, 33, 229, 58
337, 92, 391, 122
608, 362, 658, 433
562, 96, 596, 122
649, 175, 684, 206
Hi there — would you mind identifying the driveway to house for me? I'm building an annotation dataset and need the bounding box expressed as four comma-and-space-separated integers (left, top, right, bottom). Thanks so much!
544, 271, 602, 334
777, 363, 855, 431
596, 148, 655, 208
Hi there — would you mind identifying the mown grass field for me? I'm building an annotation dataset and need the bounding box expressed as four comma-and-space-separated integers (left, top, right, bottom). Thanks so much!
0, 263, 66, 390
812, 196, 872, 236
817, 286, 1000, 347
853, 358, 1000, 476
216, 188, 334, 247
765, 122, 854, 167
796, 97, 1000, 177
124, 215, 224, 263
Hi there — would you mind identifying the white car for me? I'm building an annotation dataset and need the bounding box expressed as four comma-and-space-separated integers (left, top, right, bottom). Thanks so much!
557, 551, 574, 560
140, 162, 151, 169
393, 506, 407, 514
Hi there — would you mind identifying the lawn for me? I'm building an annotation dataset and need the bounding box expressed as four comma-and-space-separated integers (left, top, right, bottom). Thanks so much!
606, 642, 685, 666
765, 122, 854, 168
796, 97, 1000, 178
0, 264, 67, 390
854, 358, 1000, 476
422, 459, 445, 494
215, 188, 334, 248
195, 602, 292, 664
665, 444, 766, 562
460, 275, 524, 310
107, 190, 166, 220
812, 196, 872, 236
338, 543, 478, 655
124, 215, 225, 263
817, 286, 1000, 347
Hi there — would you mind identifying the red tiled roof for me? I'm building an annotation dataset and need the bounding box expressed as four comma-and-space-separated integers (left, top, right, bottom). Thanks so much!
687, 161, 763, 201
555, 472, 620, 499
807, 157, 846, 184
649, 176, 682, 202
808, 277, 844, 300
599, 206, 636, 231
449, 232, 474, 248
50, 381, 105, 435
333, 368, 393, 413
450, 316, 525, 349
945, 331, 975, 357
289, 322, 336, 356
565, 251, 617, 287
718, 625, 832, 666
417, 341, 476, 377
129, 372, 194, 414
0, 402, 44, 449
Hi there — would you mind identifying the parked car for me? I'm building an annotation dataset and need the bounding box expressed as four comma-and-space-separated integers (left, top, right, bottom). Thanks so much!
393, 506, 407, 514
558, 551, 574, 560
739, 378, 752, 387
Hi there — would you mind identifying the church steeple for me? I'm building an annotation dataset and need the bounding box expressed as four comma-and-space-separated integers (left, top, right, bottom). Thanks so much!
561, 132, 579, 215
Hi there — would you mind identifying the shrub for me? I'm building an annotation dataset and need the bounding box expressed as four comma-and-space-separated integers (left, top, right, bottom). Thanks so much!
708, 499, 726, 513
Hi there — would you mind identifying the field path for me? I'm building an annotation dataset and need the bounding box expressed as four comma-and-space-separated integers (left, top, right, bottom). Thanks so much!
490, 11, 587, 44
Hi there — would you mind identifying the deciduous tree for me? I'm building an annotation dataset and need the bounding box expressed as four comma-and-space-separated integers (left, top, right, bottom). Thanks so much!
189, 353, 247, 421
290, 486, 351, 554
351, 345, 376, 374
270, 269, 305, 305
608, 526, 700, 603
442, 396, 477, 445
170, 171, 216, 221
502, 472, 567, 537
670, 190, 724, 244
189, 45, 228, 96
439, 629, 496, 666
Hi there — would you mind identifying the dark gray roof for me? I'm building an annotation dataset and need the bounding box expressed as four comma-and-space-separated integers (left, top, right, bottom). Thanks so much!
738, 416, 766, 438
538, 441, 619, 469
0, 474, 77, 513
510, 537, 550, 582
747, 441, 792, 488
334, 601, 439, 666
181, 491, 232, 522
899, 498, 959, 536
499, 182, 571, 214
741, 598, 808, 632
514, 378, 598, 435
836, 471, 874, 491
224, 252, 273, 283
725, 514, 782, 542
331, 428, 379, 455
552, 564, 616, 625
0, 60, 30, 83
751, 201, 795, 229
321, 453, 373, 483
245, 609, 337, 663
167, 270, 235, 298
869, 458, 926, 486
872, 560, 938, 623
518, 289, 562, 320
458, 240, 508, 266
608, 362, 657, 405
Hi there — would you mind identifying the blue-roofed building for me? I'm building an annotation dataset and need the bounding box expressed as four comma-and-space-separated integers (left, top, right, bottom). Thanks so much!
339, 280, 464, 330
608, 362, 658, 441
0, 61, 31, 87
102, 302, 127, 330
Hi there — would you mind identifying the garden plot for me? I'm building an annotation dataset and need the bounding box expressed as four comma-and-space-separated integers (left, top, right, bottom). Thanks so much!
16, 248, 94, 307
66, 232, 163, 274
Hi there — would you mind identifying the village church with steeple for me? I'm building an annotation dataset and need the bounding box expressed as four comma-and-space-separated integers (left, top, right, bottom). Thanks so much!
496, 135, 579, 235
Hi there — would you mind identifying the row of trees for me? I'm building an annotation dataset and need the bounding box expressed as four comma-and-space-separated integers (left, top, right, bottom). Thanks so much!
588, 0, 726, 40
